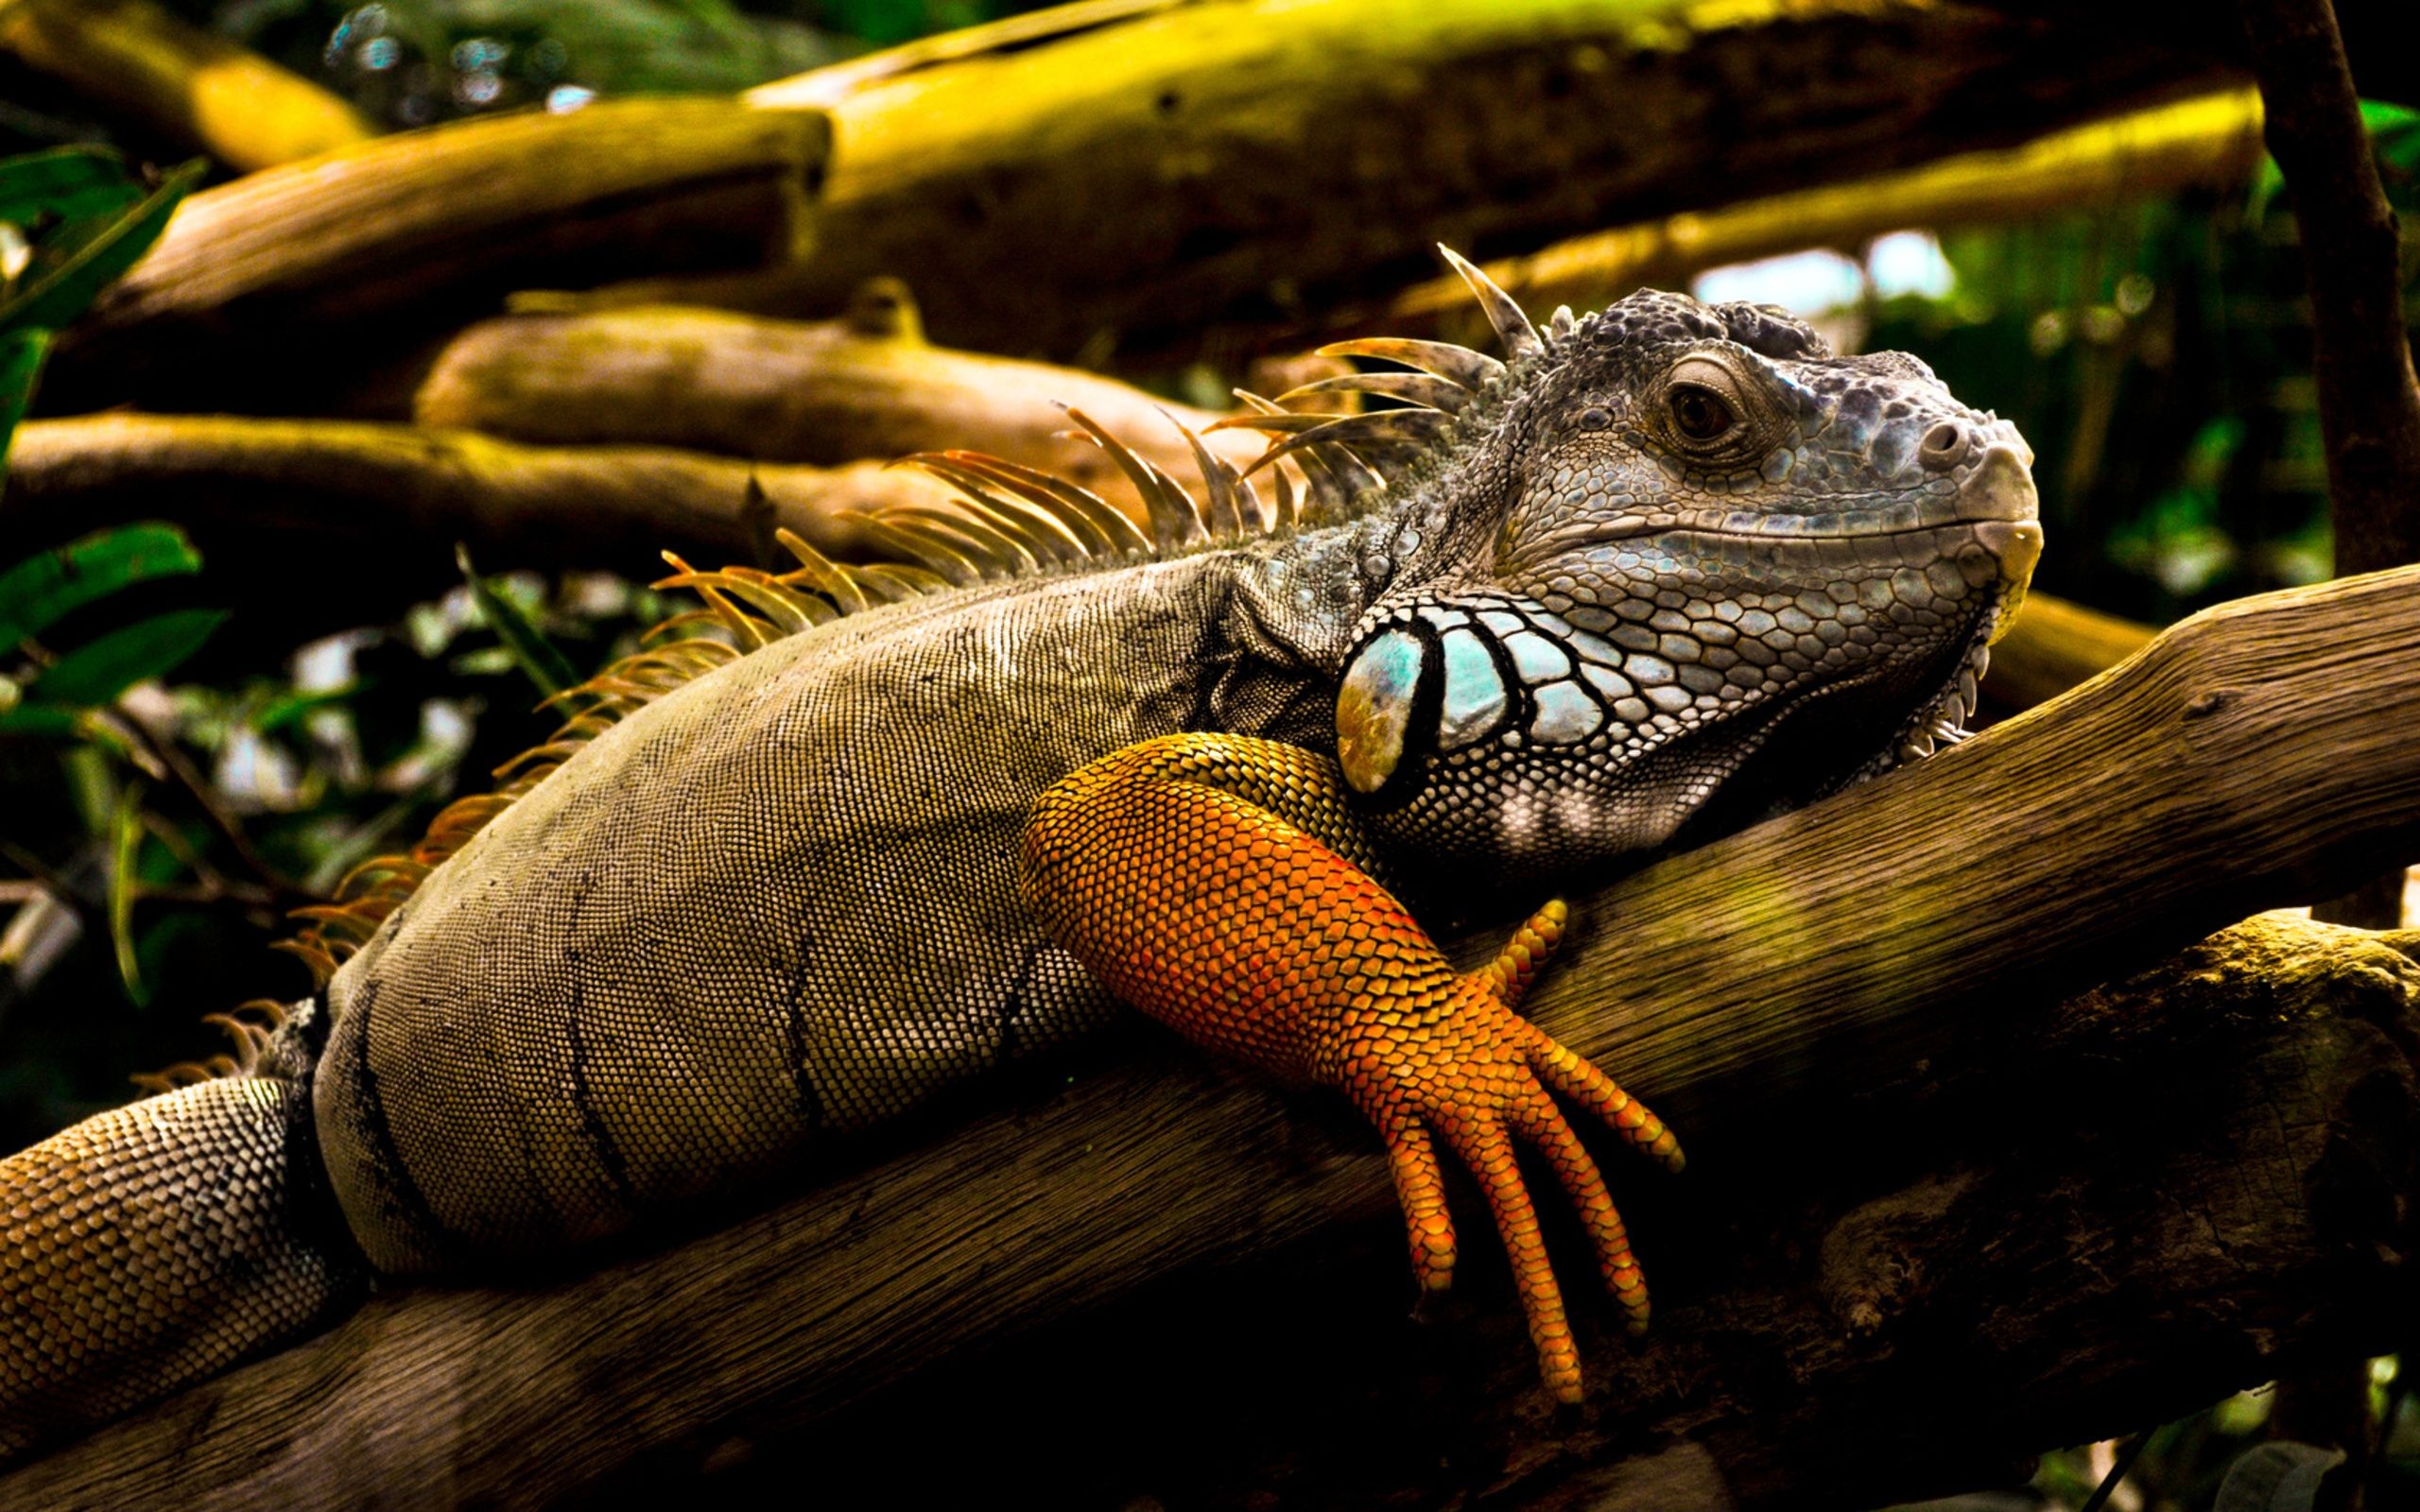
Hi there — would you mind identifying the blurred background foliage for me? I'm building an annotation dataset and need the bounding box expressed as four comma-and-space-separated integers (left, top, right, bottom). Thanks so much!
0, 0, 1030, 143
3, 3, 2420, 1507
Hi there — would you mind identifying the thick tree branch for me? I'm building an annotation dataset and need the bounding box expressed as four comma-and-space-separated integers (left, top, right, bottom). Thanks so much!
1359, 88, 2267, 348
9, 561, 2420, 1507
0, 415, 957, 645
0, 0, 373, 172
410, 297, 1261, 514
34, 98, 830, 416
653, 912, 2420, 1511
499, 0, 2245, 365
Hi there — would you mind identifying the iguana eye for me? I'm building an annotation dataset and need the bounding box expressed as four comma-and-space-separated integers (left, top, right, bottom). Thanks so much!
1668, 385, 1735, 441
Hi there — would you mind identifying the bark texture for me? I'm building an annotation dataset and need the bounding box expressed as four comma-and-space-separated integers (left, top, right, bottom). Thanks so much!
9, 563, 2420, 1508
670, 912, 2420, 1512
410, 296, 1261, 515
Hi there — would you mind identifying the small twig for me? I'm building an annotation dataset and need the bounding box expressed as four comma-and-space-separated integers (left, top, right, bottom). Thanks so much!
0, 840, 90, 919
0, 875, 271, 910
2080, 1430, 2154, 1512
94, 709, 308, 902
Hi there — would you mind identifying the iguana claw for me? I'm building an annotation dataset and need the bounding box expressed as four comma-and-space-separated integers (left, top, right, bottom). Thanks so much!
1333, 899, 1682, 1400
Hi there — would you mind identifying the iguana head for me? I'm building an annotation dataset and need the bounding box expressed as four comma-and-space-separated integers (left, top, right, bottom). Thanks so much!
1320, 257, 2041, 874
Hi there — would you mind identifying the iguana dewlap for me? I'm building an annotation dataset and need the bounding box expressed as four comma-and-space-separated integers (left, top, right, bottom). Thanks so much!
0, 254, 2040, 1456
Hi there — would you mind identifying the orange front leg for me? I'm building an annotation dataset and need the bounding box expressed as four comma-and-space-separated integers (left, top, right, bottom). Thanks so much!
1020, 733, 1683, 1401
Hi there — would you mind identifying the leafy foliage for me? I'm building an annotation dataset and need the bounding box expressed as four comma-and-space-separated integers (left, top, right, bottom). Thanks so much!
0, 156, 200, 335
0, 146, 197, 461
0, 531, 677, 1143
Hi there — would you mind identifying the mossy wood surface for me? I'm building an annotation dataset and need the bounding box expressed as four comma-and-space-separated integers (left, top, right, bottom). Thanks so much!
37, 98, 831, 414
0, 0, 372, 174
411, 302, 1258, 517
650, 0, 2242, 359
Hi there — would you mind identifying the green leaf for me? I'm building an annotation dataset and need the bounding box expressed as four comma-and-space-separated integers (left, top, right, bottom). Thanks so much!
0, 326, 46, 469
2214, 1441, 2345, 1512
107, 780, 147, 1005
0, 146, 145, 227
26, 609, 228, 708
2360, 99, 2420, 135
0, 157, 203, 335
457, 543, 578, 698
2366, 98, 2420, 178
0, 700, 86, 737
0, 523, 203, 650
252, 683, 359, 736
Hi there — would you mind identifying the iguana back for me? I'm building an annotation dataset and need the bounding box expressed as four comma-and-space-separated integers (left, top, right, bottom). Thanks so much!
321, 548, 1352, 1271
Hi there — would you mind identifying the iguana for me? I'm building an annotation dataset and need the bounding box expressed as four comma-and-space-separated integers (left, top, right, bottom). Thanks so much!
0, 251, 2041, 1460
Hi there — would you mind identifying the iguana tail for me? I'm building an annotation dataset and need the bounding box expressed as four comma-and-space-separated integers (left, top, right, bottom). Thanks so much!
0, 1072, 364, 1460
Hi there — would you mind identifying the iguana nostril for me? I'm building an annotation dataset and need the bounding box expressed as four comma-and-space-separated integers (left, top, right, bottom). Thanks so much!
1919, 421, 1968, 471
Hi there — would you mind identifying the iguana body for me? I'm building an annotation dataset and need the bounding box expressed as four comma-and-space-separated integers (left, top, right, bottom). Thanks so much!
320, 545, 1347, 1271
0, 259, 2041, 1458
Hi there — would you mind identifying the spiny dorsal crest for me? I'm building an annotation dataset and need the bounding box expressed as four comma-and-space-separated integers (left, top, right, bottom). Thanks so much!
666, 244, 1542, 635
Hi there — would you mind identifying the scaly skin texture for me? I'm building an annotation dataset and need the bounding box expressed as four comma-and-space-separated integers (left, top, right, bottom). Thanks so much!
1021, 734, 1684, 1397
0, 1079, 355, 1458
0, 273, 2040, 1458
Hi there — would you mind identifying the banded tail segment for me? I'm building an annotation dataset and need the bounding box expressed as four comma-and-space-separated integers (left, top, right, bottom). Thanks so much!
0, 1076, 363, 1459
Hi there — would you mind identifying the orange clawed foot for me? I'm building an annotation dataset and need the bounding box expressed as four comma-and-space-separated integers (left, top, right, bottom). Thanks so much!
1332, 900, 1684, 1402
1017, 737, 1685, 1403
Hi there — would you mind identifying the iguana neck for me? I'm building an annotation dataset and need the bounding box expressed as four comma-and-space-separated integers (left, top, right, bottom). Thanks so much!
1214, 500, 1456, 695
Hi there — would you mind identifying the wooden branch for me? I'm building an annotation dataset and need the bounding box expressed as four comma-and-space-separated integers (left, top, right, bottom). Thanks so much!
566, 0, 2244, 363
2242, 0, 2420, 576
11, 556, 2420, 1506
1361, 88, 2268, 346
35, 99, 830, 415
0, 415, 957, 642
614, 912, 2420, 1510
2240, 0, 2420, 928
0, 0, 372, 173
1981, 591, 2159, 710
411, 297, 1261, 517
